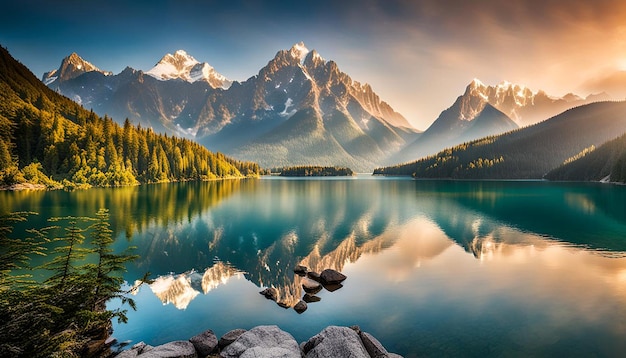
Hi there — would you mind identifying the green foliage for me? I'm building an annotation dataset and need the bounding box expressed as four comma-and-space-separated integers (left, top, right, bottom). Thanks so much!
0, 209, 146, 357
278, 165, 355, 176
545, 132, 626, 183
0, 46, 260, 188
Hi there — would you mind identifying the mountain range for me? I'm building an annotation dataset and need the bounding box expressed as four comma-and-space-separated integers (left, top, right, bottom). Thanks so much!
42, 44, 612, 170
43, 43, 420, 171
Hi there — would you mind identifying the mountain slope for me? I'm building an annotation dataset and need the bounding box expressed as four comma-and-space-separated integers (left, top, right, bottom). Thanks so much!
0, 46, 259, 188
375, 101, 626, 179
545, 132, 626, 183
43, 43, 420, 171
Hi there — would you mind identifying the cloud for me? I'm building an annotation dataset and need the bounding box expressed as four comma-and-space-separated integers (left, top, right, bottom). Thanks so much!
581, 70, 626, 99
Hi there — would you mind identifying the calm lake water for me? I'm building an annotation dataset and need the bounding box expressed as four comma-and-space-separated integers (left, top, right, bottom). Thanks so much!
3, 176, 626, 357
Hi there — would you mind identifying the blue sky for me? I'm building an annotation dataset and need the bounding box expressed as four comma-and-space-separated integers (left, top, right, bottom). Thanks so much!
2, 0, 625, 129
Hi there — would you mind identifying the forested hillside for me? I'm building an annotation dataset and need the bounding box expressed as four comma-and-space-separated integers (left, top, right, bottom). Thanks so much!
374, 101, 626, 179
279, 165, 354, 176
0, 46, 259, 189
545, 133, 626, 183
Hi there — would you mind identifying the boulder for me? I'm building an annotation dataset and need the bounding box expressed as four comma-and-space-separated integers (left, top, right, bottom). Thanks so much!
259, 287, 278, 301
301, 326, 369, 358
389, 354, 404, 358
306, 271, 321, 282
189, 329, 218, 356
293, 265, 308, 275
302, 294, 321, 303
359, 331, 389, 358
320, 269, 347, 285
220, 325, 300, 358
293, 300, 308, 314
302, 278, 322, 294
116, 341, 153, 358
218, 329, 247, 349
139, 340, 197, 358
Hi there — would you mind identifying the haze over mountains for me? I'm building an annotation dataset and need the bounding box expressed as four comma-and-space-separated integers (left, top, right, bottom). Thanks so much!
42, 43, 612, 170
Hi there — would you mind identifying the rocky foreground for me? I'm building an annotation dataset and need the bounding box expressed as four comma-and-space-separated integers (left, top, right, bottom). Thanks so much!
116, 325, 403, 358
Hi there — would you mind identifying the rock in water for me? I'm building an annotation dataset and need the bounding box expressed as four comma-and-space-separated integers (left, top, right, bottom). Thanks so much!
320, 269, 347, 285
359, 331, 389, 358
302, 294, 321, 303
218, 329, 246, 349
294, 265, 308, 275
302, 278, 322, 294
259, 287, 278, 301
138, 340, 197, 358
301, 326, 369, 358
293, 300, 308, 314
220, 325, 300, 358
189, 329, 218, 356
306, 271, 321, 282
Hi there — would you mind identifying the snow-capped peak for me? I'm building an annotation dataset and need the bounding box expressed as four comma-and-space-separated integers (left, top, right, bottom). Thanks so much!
470, 78, 484, 87
146, 50, 231, 89
289, 42, 309, 63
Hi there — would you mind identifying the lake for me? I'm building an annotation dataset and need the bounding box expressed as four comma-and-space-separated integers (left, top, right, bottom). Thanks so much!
2, 176, 626, 357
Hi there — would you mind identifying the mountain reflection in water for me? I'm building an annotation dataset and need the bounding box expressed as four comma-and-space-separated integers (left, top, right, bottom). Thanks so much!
4, 177, 626, 356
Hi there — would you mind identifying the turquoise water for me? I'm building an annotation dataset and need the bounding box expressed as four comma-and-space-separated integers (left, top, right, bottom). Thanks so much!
3, 176, 626, 357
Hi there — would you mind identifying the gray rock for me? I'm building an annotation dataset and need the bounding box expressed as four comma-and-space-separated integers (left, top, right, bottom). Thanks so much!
259, 287, 278, 301
116, 341, 153, 358
189, 329, 218, 356
240, 346, 299, 358
360, 331, 389, 358
220, 325, 300, 358
388, 354, 404, 358
306, 271, 321, 282
294, 265, 308, 275
320, 269, 347, 285
293, 300, 308, 314
139, 340, 197, 358
302, 278, 322, 294
218, 329, 247, 349
302, 326, 369, 358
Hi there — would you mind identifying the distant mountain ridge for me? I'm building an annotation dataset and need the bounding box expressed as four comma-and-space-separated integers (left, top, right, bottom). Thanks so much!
391, 79, 611, 165
42, 43, 420, 171
376, 101, 626, 179
461, 79, 610, 127
42, 52, 112, 85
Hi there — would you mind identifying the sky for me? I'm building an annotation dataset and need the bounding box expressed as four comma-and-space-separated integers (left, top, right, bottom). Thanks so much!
1, 0, 625, 130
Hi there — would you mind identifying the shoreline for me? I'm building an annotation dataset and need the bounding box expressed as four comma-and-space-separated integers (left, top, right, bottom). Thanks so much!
0, 175, 258, 192
114, 325, 402, 358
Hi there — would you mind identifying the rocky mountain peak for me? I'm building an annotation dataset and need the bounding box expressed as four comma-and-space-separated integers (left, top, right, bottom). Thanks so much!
42, 52, 111, 85
146, 50, 231, 89
289, 42, 309, 63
